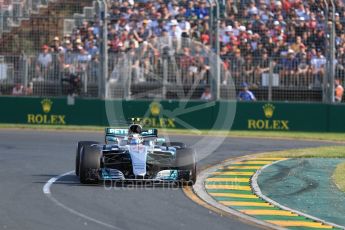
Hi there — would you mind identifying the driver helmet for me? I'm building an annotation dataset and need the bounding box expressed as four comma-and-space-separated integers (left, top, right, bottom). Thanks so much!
129, 134, 142, 145
129, 124, 142, 134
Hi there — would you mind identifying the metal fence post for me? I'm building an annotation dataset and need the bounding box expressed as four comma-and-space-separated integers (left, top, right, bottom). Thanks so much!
162, 59, 168, 99
22, 53, 28, 89
322, 0, 329, 103
98, 0, 108, 99
268, 59, 273, 101
329, 0, 336, 103
215, 0, 220, 100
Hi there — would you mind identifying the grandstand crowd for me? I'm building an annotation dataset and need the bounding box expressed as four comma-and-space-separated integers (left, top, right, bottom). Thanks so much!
4, 0, 345, 101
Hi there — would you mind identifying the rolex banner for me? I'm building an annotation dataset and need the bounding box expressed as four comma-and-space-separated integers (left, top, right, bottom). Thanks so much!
0, 96, 343, 132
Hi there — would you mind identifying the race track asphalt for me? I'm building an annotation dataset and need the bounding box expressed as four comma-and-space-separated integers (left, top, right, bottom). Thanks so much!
0, 129, 340, 230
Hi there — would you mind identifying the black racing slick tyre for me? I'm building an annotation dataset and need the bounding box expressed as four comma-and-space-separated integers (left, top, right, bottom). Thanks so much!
175, 148, 197, 185
75, 141, 99, 176
79, 145, 101, 184
163, 142, 187, 149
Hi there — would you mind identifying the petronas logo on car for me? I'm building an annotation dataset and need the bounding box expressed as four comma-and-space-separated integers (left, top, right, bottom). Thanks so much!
26, 98, 66, 125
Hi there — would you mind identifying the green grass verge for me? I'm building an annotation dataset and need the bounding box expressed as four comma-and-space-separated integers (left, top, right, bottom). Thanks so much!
242, 146, 345, 195
1, 123, 345, 142
332, 161, 345, 193
256, 146, 345, 158
254, 146, 345, 193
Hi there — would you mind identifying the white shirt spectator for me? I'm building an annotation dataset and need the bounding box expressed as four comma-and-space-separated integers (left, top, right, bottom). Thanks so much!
179, 20, 191, 34
201, 88, 212, 100
311, 55, 326, 71
37, 52, 52, 67
12, 84, 24, 96
169, 20, 182, 39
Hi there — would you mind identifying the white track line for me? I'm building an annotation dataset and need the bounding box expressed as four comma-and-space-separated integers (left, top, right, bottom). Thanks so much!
43, 171, 122, 230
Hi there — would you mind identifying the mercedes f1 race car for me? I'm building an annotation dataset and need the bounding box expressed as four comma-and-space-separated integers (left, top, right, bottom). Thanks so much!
75, 124, 197, 185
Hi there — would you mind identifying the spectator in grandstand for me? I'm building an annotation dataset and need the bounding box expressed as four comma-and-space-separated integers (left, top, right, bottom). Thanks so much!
86, 40, 99, 58
290, 36, 305, 53
297, 53, 310, 86
88, 53, 101, 82
255, 49, 270, 86
193, 44, 210, 84
76, 45, 91, 73
133, 20, 152, 43
243, 54, 255, 86
35, 45, 52, 81
200, 86, 212, 100
169, 19, 182, 39
229, 48, 245, 85
335, 79, 344, 102
195, 1, 209, 19
310, 49, 326, 87
12, 83, 24, 96
61, 40, 75, 72
25, 82, 33, 96
51, 36, 61, 53
238, 82, 256, 101
128, 41, 144, 83
179, 47, 194, 84
281, 49, 299, 86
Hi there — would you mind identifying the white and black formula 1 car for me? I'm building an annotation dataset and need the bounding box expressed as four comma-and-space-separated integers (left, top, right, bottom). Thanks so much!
75, 124, 197, 185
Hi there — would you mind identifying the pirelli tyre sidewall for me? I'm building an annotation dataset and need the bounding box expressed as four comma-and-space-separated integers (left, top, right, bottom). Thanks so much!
175, 148, 197, 185
79, 145, 101, 184
75, 141, 99, 176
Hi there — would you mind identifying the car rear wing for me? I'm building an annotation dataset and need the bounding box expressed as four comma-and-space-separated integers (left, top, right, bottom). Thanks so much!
105, 128, 158, 138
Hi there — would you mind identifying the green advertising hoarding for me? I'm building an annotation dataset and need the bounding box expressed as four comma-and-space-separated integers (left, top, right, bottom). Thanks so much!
0, 96, 343, 132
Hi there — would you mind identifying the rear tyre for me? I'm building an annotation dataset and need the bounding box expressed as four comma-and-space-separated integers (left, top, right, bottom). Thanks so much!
175, 148, 197, 186
163, 142, 187, 149
79, 145, 101, 184
75, 141, 99, 176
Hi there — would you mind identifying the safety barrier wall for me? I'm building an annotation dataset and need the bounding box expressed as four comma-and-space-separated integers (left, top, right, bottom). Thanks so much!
0, 96, 344, 132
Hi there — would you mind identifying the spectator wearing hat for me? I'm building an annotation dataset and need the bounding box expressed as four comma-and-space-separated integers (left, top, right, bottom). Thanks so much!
297, 52, 310, 86
238, 82, 256, 101
51, 36, 61, 53
35, 45, 53, 81
169, 19, 182, 39
221, 26, 232, 45
281, 49, 299, 86
62, 40, 76, 72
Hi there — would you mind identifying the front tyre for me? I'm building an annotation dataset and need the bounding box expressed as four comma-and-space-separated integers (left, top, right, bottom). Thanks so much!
75, 141, 99, 176
175, 148, 197, 186
79, 145, 101, 184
